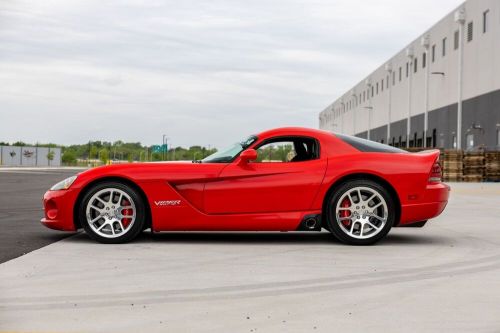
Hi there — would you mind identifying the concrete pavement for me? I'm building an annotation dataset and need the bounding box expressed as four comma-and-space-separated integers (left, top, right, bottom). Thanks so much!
0, 183, 500, 332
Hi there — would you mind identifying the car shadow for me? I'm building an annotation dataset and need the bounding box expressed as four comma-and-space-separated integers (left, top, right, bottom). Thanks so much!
67, 230, 447, 246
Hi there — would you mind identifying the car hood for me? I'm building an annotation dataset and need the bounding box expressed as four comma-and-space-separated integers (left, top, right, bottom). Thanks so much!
70, 162, 227, 189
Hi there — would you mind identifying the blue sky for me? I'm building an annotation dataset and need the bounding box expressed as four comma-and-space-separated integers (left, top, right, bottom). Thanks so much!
0, 0, 462, 148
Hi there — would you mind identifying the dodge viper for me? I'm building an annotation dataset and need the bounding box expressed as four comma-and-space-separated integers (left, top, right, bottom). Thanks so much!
42, 127, 449, 245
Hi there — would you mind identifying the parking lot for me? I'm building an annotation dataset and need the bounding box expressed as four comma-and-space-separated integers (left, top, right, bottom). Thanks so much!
1, 169, 500, 332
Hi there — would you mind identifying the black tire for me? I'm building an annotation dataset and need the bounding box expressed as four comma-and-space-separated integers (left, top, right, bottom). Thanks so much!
79, 181, 146, 244
325, 179, 395, 245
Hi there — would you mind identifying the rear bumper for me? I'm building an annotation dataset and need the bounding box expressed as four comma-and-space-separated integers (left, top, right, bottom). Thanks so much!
399, 183, 450, 225
40, 188, 78, 231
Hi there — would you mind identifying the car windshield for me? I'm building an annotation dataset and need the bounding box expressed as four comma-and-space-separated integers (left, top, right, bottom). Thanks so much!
201, 135, 257, 163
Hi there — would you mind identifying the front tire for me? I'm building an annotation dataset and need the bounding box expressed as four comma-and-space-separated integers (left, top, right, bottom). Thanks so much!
325, 179, 395, 245
79, 181, 145, 244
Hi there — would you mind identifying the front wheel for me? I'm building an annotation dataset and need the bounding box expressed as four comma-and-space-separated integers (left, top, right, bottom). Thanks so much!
325, 180, 395, 245
79, 182, 146, 244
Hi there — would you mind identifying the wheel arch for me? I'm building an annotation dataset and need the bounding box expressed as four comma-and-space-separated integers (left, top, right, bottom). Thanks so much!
73, 176, 152, 230
321, 173, 401, 227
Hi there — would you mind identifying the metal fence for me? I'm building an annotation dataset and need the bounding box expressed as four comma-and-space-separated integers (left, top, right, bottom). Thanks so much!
0, 146, 61, 167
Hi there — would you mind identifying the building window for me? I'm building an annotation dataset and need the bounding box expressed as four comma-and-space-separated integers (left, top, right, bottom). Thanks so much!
467, 21, 473, 42
371, 86, 374, 97
392, 71, 396, 85
483, 10, 489, 33
454, 30, 459, 50
386, 75, 389, 88
431, 44, 436, 62
414, 58, 418, 73
406, 62, 409, 77
363, 91, 365, 102
376, 82, 379, 94
466, 134, 474, 149
422, 52, 426, 68
442, 37, 447, 57
399, 67, 402, 81
381, 80, 384, 92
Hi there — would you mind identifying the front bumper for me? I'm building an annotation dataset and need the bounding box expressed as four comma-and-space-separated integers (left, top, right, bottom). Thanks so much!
399, 183, 450, 225
41, 188, 79, 231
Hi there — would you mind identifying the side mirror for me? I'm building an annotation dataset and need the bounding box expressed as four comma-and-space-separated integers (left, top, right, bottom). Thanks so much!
239, 149, 257, 164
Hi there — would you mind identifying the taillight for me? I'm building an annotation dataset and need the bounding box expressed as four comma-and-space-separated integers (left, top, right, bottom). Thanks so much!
429, 161, 442, 183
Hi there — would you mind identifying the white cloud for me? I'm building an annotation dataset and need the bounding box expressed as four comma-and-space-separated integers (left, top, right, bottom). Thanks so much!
0, 0, 462, 147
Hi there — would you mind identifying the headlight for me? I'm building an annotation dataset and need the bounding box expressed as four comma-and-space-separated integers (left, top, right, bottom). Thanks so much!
50, 175, 78, 191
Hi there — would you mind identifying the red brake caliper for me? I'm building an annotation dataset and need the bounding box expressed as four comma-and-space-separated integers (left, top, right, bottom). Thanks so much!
340, 198, 351, 226
121, 199, 132, 229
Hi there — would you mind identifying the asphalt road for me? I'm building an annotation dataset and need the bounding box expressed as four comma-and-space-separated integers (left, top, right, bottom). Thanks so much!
0, 174, 500, 332
0, 169, 80, 263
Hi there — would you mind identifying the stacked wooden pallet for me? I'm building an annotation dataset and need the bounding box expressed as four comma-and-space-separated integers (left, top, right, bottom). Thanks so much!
485, 152, 500, 182
441, 150, 463, 182
462, 151, 485, 182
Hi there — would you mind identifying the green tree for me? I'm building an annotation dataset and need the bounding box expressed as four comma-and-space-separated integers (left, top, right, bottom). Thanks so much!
151, 152, 162, 161
62, 150, 77, 165
99, 149, 109, 164
90, 146, 99, 160
47, 150, 55, 166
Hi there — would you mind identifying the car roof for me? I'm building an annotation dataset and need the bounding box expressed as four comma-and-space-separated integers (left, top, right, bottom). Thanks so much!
256, 127, 333, 140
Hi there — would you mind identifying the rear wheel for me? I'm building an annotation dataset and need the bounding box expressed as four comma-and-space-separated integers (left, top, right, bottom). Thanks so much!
79, 182, 145, 244
326, 179, 395, 245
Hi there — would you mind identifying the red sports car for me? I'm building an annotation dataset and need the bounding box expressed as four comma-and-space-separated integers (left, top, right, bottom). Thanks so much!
42, 127, 449, 245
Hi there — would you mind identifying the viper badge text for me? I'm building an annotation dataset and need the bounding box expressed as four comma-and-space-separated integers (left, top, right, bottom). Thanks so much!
154, 200, 181, 206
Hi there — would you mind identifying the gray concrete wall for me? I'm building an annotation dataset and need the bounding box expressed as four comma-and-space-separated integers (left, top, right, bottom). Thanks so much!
0, 146, 61, 167
1, 146, 22, 166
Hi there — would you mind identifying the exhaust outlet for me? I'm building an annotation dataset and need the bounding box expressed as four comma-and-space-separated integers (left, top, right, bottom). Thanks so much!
304, 218, 317, 229
297, 214, 322, 231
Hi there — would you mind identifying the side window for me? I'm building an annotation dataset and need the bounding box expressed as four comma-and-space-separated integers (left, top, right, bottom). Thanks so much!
255, 137, 318, 163
256, 141, 295, 162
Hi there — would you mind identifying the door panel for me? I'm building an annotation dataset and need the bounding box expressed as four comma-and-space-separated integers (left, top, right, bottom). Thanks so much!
204, 159, 327, 214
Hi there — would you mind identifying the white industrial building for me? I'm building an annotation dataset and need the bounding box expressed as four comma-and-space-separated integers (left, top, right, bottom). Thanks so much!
319, 0, 500, 150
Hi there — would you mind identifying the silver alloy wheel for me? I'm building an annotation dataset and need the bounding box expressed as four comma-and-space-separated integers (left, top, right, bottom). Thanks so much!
335, 186, 388, 239
85, 188, 136, 238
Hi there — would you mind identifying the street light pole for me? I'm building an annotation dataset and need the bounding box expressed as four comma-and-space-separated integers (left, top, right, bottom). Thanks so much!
339, 101, 345, 134
162, 134, 166, 161
364, 106, 373, 140
455, 8, 466, 150
406, 47, 415, 148
350, 90, 358, 136
365, 79, 372, 140
385, 63, 393, 144
421, 34, 431, 147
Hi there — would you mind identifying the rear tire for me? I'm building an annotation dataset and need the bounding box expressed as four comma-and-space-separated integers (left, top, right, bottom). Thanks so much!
325, 179, 395, 245
79, 181, 145, 244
